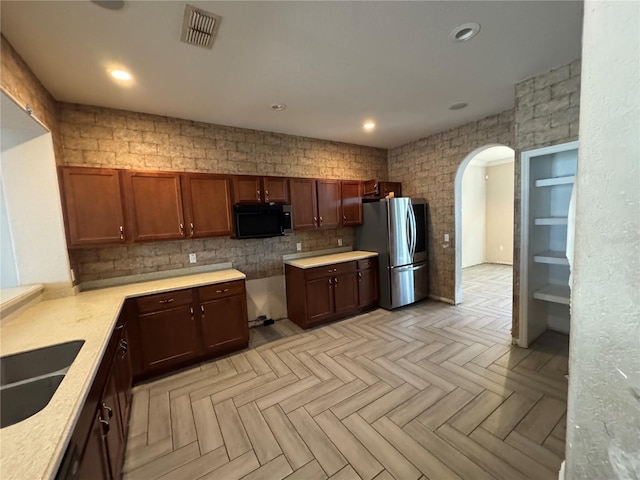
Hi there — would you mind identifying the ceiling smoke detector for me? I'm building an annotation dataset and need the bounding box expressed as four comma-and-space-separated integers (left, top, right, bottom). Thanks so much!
180, 4, 221, 49
449, 102, 468, 111
270, 104, 286, 111
450, 23, 481, 42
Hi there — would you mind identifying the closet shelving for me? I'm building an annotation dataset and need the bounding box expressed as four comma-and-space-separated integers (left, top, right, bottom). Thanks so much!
519, 140, 578, 347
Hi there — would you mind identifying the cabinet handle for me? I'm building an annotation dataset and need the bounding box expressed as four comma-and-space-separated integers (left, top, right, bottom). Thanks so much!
335, 277, 338, 284
265, 190, 269, 201
343, 215, 347, 222
102, 403, 113, 419
119, 339, 128, 357
313, 216, 318, 227
215, 288, 229, 293
119, 225, 125, 241
257, 190, 261, 201
159, 298, 174, 304
319, 216, 323, 226
358, 272, 362, 280
200, 305, 205, 314
179, 223, 185, 236
190, 222, 194, 237
190, 307, 194, 320
333, 268, 337, 272
99, 417, 110, 437
329, 278, 332, 285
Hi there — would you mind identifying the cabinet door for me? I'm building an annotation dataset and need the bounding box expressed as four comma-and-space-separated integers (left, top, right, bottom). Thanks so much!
358, 268, 379, 308
200, 295, 248, 352
183, 174, 233, 238
333, 272, 359, 314
102, 371, 124, 480
77, 409, 111, 480
123, 171, 185, 242
363, 179, 378, 196
341, 181, 363, 226
137, 306, 199, 372
290, 178, 318, 230
61, 167, 126, 247
305, 277, 334, 324
233, 176, 262, 204
317, 180, 341, 228
113, 328, 132, 434
263, 177, 289, 204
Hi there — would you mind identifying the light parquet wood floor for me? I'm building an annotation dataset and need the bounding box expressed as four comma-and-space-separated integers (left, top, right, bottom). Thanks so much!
124, 264, 569, 480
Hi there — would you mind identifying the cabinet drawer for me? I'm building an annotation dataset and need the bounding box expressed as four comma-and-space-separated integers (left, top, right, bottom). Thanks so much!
136, 289, 193, 315
357, 257, 378, 270
305, 261, 356, 280
199, 280, 245, 302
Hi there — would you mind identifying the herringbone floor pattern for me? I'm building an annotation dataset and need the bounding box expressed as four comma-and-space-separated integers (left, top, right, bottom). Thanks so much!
124, 264, 569, 480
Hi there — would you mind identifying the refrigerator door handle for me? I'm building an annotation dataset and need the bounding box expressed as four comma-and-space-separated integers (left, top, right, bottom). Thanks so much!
405, 206, 412, 259
408, 205, 417, 259
393, 263, 427, 272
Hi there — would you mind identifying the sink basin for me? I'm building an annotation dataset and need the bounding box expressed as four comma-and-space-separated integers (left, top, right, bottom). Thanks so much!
0, 340, 84, 386
0, 340, 84, 428
0, 375, 64, 428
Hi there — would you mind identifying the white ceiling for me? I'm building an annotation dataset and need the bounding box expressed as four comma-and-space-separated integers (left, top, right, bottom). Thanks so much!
0, 1, 583, 149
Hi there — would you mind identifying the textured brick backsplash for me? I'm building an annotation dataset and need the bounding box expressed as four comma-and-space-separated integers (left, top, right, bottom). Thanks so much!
388, 110, 515, 303
57, 102, 385, 283
512, 59, 581, 337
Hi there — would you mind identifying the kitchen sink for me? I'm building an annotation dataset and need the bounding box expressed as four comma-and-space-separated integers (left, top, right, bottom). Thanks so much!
0, 340, 84, 428
0, 340, 84, 386
1, 375, 65, 428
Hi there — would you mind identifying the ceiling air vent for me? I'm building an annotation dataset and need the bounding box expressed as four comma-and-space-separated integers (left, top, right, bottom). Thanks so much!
180, 4, 221, 49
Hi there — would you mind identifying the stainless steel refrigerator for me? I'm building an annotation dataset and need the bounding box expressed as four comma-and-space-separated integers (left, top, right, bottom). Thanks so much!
355, 198, 428, 309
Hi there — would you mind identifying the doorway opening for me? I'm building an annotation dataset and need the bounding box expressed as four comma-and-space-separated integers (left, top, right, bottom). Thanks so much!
454, 145, 515, 329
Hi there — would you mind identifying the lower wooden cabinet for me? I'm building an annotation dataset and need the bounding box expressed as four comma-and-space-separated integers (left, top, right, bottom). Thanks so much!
286, 257, 379, 329
76, 409, 110, 480
130, 280, 249, 380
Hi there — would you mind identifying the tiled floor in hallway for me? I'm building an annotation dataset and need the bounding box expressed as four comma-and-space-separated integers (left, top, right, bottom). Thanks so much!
124, 264, 569, 480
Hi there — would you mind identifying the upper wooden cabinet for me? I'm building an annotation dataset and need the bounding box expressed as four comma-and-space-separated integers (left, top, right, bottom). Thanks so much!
341, 181, 363, 226
363, 180, 402, 198
290, 178, 318, 230
182, 174, 233, 238
122, 171, 185, 242
233, 175, 289, 204
60, 167, 126, 247
290, 178, 342, 230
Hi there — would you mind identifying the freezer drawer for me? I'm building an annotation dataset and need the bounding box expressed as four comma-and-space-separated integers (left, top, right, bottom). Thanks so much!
389, 262, 428, 309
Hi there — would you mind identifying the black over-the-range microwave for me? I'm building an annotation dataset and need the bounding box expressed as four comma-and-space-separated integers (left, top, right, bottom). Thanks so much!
233, 204, 292, 239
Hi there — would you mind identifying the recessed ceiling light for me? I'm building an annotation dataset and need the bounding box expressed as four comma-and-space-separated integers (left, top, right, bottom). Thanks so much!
110, 69, 132, 81
270, 104, 286, 111
450, 23, 481, 42
363, 121, 376, 131
449, 102, 468, 111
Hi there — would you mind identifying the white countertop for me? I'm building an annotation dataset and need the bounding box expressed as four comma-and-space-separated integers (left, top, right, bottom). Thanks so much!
284, 250, 378, 269
0, 269, 245, 480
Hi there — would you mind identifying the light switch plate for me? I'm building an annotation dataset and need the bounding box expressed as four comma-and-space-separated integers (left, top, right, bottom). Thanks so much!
338, 238, 343, 246
444, 233, 450, 242
296, 242, 302, 251
189, 253, 197, 263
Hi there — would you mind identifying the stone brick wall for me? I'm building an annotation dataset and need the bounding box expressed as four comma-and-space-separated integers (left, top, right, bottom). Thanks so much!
512, 59, 581, 337
0, 35, 62, 160
388, 110, 515, 302
57, 103, 387, 283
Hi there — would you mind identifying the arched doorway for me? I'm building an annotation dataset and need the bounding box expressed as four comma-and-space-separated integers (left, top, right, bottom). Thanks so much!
454, 144, 515, 305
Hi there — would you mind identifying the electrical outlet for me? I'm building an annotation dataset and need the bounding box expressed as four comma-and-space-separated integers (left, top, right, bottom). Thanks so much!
499, 245, 504, 251
338, 238, 343, 246
296, 242, 302, 251
189, 253, 197, 263
444, 233, 450, 242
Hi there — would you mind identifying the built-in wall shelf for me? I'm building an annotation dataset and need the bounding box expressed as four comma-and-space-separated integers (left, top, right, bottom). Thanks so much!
533, 250, 570, 266
535, 176, 575, 187
533, 284, 571, 305
520, 140, 578, 347
534, 217, 569, 226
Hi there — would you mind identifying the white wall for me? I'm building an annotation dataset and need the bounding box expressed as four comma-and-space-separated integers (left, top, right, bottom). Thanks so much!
0, 181, 18, 287
461, 165, 486, 267
566, 1, 640, 478
1, 133, 72, 288
246, 276, 287, 322
485, 161, 514, 264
